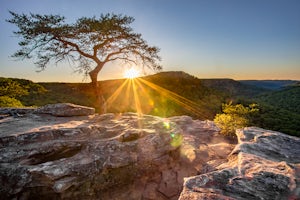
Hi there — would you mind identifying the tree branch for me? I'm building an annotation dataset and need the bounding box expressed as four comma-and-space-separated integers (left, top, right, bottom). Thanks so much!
108, 56, 137, 64
54, 36, 95, 60
93, 37, 114, 57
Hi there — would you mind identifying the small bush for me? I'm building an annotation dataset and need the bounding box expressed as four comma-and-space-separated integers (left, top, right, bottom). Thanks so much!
214, 103, 258, 136
0, 96, 23, 107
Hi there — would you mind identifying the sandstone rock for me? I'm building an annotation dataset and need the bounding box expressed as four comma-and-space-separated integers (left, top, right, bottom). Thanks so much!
179, 127, 300, 200
0, 111, 233, 200
35, 103, 95, 116
143, 182, 159, 199
158, 170, 179, 198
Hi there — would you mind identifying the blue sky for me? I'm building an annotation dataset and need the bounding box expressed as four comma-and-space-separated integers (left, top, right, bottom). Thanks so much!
0, 0, 300, 82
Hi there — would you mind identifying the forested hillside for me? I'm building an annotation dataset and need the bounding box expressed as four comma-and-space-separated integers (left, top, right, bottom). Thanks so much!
252, 86, 300, 136
201, 78, 269, 97
9, 72, 225, 119
255, 86, 300, 114
0, 77, 46, 107
1, 72, 299, 136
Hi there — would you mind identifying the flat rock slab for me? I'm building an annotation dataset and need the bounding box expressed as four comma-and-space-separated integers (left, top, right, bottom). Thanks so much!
0, 114, 93, 138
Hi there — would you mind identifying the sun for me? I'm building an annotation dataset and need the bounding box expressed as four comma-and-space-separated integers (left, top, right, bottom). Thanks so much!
124, 67, 140, 79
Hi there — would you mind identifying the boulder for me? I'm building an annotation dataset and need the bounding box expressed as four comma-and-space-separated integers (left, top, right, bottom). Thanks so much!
179, 127, 300, 200
0, 111, 234, 200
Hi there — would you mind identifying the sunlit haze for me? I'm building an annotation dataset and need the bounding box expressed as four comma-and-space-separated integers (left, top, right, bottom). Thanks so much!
0, 0, 300, 82
124, 68, 140, 79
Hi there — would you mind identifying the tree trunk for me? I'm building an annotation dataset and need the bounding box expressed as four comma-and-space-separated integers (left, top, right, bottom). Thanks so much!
89, 66, 106, 114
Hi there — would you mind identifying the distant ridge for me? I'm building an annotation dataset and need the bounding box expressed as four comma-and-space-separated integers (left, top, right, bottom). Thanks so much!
143, 71, 197, 79
150, 71, 297, 97
141, 71, 270, 98
200, 78, 269, 98
240, 80, 299, 90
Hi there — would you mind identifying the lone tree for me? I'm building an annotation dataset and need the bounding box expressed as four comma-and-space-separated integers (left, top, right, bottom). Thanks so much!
7, 11, 161, 112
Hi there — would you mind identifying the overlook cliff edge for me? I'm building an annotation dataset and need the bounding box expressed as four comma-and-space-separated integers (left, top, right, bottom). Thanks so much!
0, 103, 299, 199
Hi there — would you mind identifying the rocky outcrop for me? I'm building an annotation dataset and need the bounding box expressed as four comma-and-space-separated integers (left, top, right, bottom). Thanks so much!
179, 127, 300, 200
3, 104, 297, 199
0, 105, 234, 200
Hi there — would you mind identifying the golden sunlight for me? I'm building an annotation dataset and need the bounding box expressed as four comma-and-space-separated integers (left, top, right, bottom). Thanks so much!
124, 67, 140, 79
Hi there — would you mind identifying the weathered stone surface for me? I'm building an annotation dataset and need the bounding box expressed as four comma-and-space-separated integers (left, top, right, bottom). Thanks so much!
35, 103, 95, 116
0, 110, 234, 200
179, 127, 300, 200
0, 107, 35, 118
4, 106, 298, 200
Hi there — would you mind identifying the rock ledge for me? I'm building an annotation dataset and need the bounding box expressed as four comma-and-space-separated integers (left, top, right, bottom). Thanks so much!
179, 127, 300, 200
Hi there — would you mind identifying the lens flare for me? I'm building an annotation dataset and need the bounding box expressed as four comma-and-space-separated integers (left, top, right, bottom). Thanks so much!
170, 133, 183, 147
163, 120, 171, 129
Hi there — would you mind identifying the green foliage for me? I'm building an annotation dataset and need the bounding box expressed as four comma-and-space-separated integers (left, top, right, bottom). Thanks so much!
256, 86, 300, 114
253, 103, 300, 137
214, 103, 259, 136
21, 82, 95, 107
250, 85, 300, 136
0, 77, 47, 107
11, 78, 47, 95
205, 79, 300, 137
0, 96, 23, 107
0, 78, 28, 98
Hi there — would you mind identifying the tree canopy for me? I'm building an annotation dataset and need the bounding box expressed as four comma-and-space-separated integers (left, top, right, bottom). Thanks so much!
7, 12, 161, 112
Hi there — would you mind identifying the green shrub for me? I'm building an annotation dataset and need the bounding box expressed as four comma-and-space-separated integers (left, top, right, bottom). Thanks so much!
214, 103, 258, 136
0, 96, 23, 107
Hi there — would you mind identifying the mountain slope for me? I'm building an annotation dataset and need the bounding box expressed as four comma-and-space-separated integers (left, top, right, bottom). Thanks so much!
201, 78, 269, 98
248, 85, 300, 136
17, 71, 225, 120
